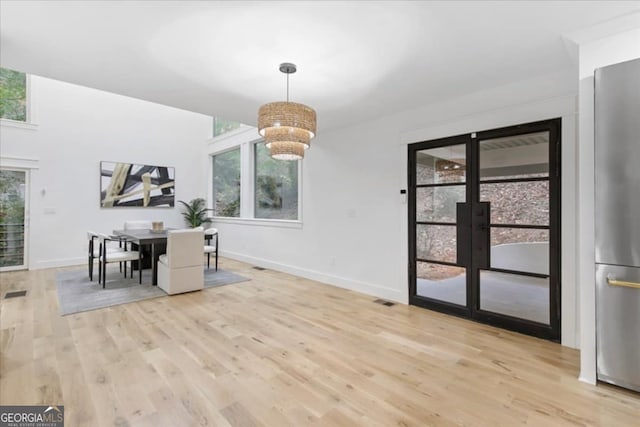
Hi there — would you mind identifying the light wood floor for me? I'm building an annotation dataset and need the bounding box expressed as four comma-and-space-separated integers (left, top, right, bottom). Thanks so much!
1, 258, 639, 426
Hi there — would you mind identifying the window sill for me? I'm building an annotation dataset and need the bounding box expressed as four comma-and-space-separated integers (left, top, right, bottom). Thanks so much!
0, 119, 38, 131
209, 217, 303, 229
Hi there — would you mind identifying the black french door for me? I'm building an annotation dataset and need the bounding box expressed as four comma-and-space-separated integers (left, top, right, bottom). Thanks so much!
408, 119, 561, 341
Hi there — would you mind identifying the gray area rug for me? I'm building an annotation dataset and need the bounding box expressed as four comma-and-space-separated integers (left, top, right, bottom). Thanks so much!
56, 266, 250, 315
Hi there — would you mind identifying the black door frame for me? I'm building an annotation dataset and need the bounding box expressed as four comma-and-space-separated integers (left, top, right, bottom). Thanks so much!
408, 118, 561, 341
408, 133, 473, 319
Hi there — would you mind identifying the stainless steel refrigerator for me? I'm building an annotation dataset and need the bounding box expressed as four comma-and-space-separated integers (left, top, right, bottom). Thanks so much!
595, 57, 640, 393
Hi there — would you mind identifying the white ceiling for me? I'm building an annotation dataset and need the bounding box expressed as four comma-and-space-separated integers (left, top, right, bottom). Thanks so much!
1, 1, 639, 132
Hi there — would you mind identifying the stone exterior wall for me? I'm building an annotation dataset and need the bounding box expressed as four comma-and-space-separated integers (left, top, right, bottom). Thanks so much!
415, 156, 548, 280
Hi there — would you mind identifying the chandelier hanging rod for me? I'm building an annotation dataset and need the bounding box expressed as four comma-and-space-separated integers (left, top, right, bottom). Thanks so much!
279, 62, 296, 102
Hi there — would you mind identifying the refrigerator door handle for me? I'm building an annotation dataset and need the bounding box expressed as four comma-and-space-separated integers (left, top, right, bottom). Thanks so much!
607, 276, 640, 289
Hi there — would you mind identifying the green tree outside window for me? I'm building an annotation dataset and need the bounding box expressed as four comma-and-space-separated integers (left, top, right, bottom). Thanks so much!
0, 68, 27, 122
214, 117, 241, 137
212, 148, 241, 217
254, 143, 298, 220
0, 170, 26, 267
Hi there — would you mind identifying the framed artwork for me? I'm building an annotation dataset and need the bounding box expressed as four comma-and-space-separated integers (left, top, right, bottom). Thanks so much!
100, 161, 175, 208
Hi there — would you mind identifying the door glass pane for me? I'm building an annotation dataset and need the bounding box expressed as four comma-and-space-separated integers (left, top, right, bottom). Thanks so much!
417, 262, 466, 306
480, 270, 549, 324
417, 224, 457, 263
0, 170, 26, 268
480, 181, 549, 225
416, 144, 466, 185
417, 186, 465, 223
490, 228, 549, 275
479, 131, 549, 181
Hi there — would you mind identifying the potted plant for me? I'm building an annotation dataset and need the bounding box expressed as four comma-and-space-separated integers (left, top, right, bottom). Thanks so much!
178, 198, 212, 228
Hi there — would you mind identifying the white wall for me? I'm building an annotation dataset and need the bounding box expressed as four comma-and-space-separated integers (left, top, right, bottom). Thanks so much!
575, 27, 640, 385
212, 70, 580, 347
0, 76, 212, 269
491, 243, 549, 275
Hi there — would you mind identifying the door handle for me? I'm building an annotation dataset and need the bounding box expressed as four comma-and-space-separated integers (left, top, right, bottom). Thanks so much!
473, 202, 490, 269
456, 202, 470, 267
607, 277, 640, 289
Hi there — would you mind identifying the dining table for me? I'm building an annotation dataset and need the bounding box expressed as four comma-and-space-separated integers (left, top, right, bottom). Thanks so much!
113, 228, 172, 286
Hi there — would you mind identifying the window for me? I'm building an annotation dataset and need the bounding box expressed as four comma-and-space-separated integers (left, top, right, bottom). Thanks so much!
213, 117, 241, 137
212, 148, 241, 217
207, 127, 301, 224
254, 142, 299, 220
0, 68, 27, 122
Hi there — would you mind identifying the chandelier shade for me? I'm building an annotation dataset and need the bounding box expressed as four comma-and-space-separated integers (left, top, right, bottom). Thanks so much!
258, 102, 316, 149
258, 63, 317, 160
263, 128, 311, 149
269, 141, 305, 160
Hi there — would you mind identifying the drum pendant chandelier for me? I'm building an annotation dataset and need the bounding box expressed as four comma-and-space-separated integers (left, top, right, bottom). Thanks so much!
258, 63, 317, 160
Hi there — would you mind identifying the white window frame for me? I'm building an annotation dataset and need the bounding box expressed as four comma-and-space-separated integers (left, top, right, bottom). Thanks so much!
0, 73, 38, 130
206, 126, 302, 228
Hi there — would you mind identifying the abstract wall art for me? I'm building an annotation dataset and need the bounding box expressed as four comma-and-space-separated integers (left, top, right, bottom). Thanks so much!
100, 161, 175, 208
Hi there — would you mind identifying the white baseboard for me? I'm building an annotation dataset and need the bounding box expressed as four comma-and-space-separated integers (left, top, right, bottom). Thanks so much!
29, 251, 408, 304
578, 374, 597, 385
221, 250, 407, 304
32, 257, 84, 270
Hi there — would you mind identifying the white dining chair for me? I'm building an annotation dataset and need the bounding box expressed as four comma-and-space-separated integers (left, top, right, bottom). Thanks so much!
95, 232, 142, 287
87, 231, 125, 281
157, 228, 204, 295
123, 220, 153, 270
204, 227, 219, 271
124, 220, 152, 230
